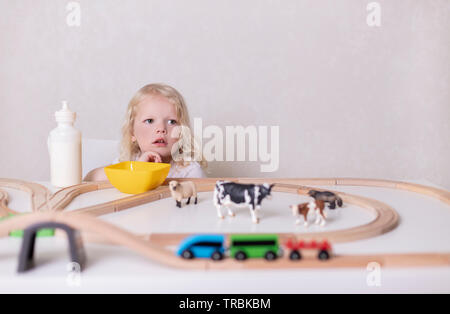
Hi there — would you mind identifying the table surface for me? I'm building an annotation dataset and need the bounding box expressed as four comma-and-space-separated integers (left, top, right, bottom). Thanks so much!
0, 179, 449, 293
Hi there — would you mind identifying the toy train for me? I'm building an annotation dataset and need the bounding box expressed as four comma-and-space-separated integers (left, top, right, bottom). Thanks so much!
176, 234, 333, 261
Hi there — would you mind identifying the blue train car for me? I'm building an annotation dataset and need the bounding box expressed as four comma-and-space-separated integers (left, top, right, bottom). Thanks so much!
176, 234, 226, 260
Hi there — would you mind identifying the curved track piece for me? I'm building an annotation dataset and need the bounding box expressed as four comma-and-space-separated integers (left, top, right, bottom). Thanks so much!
0, 190, 15, 216
47, 181, 113, 211
0, 178, 52, 215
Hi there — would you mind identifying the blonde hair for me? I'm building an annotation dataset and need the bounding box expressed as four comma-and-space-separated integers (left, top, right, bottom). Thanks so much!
119, 83, 207, 169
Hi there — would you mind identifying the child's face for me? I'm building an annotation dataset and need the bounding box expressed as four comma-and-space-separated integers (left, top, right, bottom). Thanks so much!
132, 94, 181, 160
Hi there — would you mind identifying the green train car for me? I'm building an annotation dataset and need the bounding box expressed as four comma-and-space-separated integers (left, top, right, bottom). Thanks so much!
229, 234, 279, 261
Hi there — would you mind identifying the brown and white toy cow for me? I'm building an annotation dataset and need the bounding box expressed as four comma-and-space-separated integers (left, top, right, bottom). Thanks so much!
290, 199, 327, 227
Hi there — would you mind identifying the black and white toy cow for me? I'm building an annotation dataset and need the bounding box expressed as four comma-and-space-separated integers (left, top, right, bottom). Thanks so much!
213, 181, 275, 224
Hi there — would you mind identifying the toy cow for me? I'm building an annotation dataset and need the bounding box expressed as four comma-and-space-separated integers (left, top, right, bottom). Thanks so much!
169, 180, 198, 208
213, 181, 275, 224
290, 199, 327, 227
308, 190, 343, 209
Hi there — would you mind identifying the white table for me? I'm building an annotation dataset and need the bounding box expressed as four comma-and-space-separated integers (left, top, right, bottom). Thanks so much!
0, 179, 449, 293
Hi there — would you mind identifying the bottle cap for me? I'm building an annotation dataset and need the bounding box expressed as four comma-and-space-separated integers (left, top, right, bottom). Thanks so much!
55, 101, 76, 123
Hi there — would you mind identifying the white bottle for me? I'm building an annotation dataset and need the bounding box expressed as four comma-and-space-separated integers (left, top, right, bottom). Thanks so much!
48, 101, 82, 187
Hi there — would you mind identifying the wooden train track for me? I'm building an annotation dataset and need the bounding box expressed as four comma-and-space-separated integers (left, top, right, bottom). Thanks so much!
0, 177, 449, 270
0, 178, 52, 215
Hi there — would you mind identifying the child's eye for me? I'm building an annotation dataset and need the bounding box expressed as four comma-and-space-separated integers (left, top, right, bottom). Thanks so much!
168, 119, 178, 125
144, 119, 154, 124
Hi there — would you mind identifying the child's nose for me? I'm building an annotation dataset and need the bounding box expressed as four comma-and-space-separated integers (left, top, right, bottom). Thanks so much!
156, 127, 167, 134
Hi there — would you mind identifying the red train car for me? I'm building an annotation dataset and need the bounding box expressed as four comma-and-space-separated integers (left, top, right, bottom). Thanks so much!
285, 239, 332, 261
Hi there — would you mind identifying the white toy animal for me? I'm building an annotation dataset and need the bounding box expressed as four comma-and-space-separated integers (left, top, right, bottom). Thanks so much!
169, 180, 198, 208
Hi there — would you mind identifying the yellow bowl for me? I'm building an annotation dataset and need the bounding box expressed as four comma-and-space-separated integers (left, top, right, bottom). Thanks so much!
104, 161, 171, 194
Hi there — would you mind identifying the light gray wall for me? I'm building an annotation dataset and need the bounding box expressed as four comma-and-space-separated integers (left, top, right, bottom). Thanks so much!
0, 0, 449, 188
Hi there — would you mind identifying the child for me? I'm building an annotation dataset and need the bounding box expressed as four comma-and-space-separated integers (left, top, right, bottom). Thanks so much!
84, 83, 207, 181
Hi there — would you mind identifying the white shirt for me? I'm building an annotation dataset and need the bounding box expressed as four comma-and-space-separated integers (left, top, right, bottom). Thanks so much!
111, 157, 206, 178
167, 161, 207, 178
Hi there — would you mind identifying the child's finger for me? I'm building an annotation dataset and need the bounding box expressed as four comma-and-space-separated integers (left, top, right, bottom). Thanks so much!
152, 155, 161, 163
151, 152, 162, 163
145, 151, 162, 163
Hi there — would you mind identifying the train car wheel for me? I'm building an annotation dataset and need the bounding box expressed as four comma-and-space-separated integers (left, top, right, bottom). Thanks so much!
181, 249, 194, 259
235, 251, 247, 261
318, 250, 330, 260
289, 250, 302, 261
264, 251, 277, 261
211, 251, 223, 261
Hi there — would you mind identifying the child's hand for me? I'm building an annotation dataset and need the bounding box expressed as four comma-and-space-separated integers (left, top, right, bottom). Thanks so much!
137, 151, 163, 163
